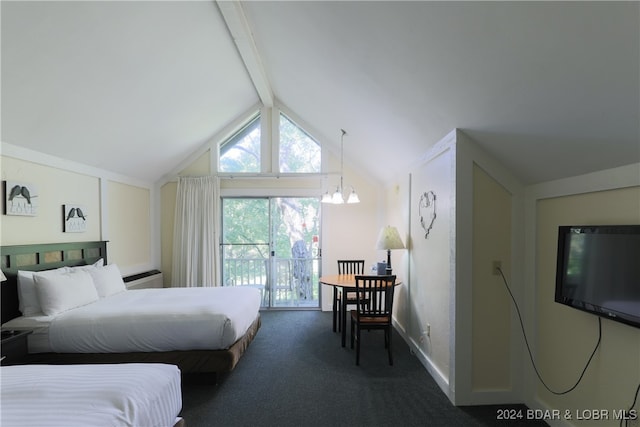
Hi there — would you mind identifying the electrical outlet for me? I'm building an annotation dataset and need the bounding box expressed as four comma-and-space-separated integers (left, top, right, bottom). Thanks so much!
492, 261, 502, 276
420, 324, 431, 342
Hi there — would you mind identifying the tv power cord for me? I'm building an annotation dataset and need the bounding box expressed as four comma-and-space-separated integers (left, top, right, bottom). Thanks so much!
497, 266, 601, 395
620, 382, 640, 427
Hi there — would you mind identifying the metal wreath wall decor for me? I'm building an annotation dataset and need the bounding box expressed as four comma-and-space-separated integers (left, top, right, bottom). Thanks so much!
418, 190, 436, 239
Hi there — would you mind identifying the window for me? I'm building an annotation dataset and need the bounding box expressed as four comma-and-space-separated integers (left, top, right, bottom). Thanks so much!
219, 114, 261, 173
279, 113, 321, 173
221, 197, 321, 309
218, 109, 322, 174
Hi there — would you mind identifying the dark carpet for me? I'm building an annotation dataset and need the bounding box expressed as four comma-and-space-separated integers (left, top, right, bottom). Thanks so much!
180, 310, 548, 427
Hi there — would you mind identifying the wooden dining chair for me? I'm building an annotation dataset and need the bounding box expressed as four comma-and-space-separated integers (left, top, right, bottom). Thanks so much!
334, 260, 365, 332
350, 275, 396, 366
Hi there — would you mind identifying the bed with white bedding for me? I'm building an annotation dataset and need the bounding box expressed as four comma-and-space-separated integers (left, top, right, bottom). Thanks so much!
1, 363, 183, 427
1, 241, 262, 377
4, 286, 261, 353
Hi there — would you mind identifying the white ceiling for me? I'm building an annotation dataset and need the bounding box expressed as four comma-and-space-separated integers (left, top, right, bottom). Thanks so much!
2, 1, 638, 185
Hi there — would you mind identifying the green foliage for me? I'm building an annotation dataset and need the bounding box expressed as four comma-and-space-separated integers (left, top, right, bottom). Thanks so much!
222, 198, 269, 259
279, 114, 321, 173
222, 197, 319, 259
272, 197, 320, 257
222, 197, 321, 305
219, 117, 261, 173
219, 113, 321, 174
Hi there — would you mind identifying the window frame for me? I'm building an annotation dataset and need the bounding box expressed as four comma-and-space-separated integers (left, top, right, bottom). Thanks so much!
278, 112, 321, 174
218, 112, 262, 173
217, 106, 323, 177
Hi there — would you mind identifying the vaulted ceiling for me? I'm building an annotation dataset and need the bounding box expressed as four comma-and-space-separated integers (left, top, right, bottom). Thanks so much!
2, 1, 638, 185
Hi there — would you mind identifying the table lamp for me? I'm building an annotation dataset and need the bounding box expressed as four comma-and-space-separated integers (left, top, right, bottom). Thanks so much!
376, 226, 405, 275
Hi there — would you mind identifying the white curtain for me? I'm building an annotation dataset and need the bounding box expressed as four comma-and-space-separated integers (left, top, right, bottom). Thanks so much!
171, 176, 219, 287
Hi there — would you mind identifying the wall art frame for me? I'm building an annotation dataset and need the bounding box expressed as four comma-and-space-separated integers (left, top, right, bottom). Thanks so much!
63, 204, 87, 233
4, 180, 38, 216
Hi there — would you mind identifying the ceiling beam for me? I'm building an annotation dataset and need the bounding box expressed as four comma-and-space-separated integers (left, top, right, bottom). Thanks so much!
216, 0, 274, 107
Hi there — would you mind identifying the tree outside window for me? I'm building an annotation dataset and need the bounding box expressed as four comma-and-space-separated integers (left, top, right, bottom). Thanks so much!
219, 115, 261, 173
279, 113, 321, 173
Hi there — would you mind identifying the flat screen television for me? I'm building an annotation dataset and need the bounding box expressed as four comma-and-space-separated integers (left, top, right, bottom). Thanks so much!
555, 225, 640, 329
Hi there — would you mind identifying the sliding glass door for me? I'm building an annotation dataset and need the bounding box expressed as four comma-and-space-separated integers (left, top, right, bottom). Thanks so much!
221, 197, 321, 309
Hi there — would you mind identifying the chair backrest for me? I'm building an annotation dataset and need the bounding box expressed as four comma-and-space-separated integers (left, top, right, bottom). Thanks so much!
337, 260, 365, 275
354, 275, 396, 320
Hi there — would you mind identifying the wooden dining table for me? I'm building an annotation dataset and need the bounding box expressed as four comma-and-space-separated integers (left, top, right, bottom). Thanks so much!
319, 274, 402, 347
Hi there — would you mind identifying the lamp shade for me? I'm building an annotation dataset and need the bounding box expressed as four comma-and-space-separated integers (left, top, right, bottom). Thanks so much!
0, 269, 7, 282
376, 226, 405, 250
346, 188, 360, 204
331, 187, 344, 204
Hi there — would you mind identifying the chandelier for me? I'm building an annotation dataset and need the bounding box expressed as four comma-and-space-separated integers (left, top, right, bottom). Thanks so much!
322, 129, 360, 204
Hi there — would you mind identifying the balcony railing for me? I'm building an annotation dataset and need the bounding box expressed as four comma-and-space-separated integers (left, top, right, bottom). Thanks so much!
223, 257, 319, 308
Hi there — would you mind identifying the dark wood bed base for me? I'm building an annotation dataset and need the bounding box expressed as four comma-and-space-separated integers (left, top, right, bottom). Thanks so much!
0, 241, 261, 379
25, 315, 261, 378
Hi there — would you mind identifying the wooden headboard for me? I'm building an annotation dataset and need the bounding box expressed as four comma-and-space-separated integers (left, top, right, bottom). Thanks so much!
1, 241, 107, 324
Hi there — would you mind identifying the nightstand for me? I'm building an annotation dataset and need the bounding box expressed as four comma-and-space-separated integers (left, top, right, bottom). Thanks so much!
1, 330, 32, 365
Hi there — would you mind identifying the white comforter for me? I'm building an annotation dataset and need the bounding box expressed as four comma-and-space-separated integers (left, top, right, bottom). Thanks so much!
47, 286, 260, 353
1, 363, 182, 427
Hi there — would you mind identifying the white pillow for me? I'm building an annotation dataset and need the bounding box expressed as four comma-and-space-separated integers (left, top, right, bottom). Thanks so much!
17, 268, 66, 317
88, 263, 126, 298
33, 270, 99, 316
65, 258, 104, 272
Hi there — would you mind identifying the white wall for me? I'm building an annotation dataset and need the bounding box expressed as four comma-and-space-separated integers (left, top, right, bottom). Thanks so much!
454, 131, 525, 406
1, 156, 101, 244
395, 133, 639, 414
406, 135, 456, 394
385, 129, 526, 405
523, 164, 640, 427
106, 180, 151, 271
471, 164, 512, 392
1, 142, 157, 276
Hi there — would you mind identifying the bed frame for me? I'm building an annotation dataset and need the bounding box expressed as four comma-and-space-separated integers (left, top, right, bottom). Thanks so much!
0, 241, 261, 380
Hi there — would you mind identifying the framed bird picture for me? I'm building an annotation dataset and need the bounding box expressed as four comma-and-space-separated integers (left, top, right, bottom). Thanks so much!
63, 204, 87, 232
4, 180, 38, 216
